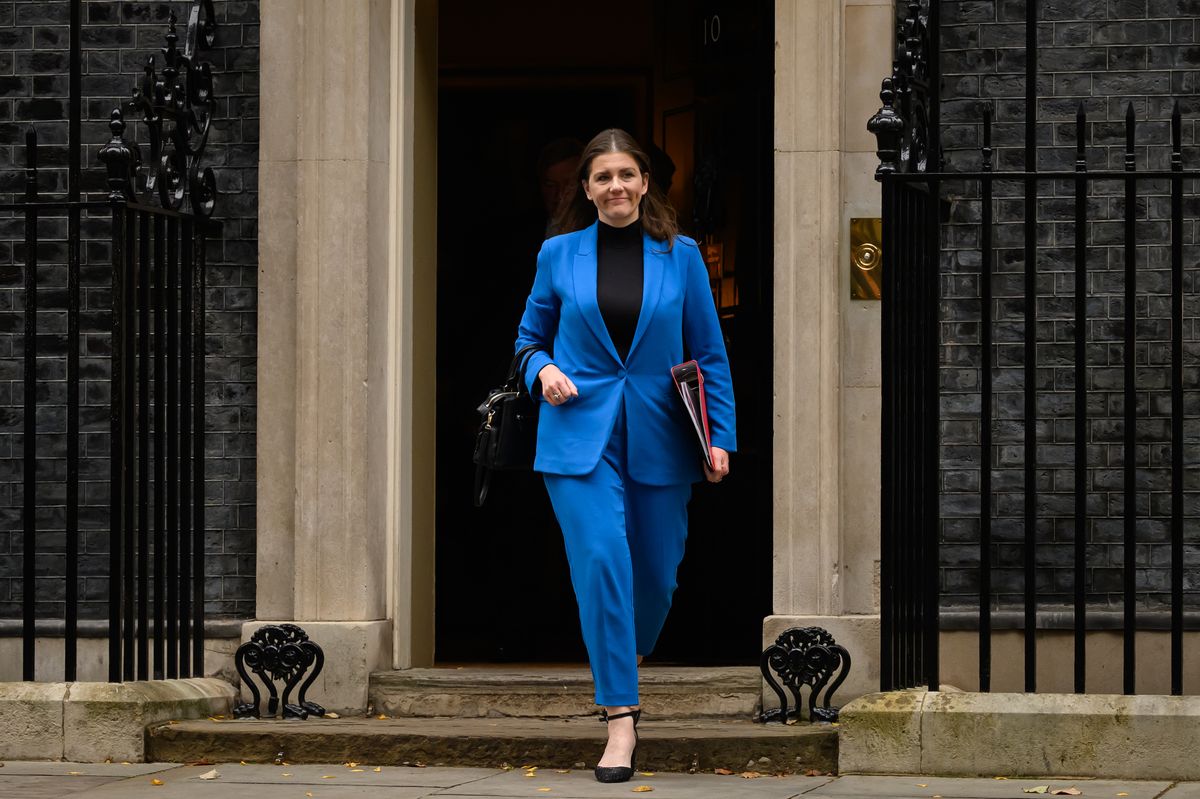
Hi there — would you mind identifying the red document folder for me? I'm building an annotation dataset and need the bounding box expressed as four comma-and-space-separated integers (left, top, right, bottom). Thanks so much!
670, 360, 715, 471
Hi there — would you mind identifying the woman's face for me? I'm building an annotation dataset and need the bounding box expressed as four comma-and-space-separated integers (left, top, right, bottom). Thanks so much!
583, 152, 649, 228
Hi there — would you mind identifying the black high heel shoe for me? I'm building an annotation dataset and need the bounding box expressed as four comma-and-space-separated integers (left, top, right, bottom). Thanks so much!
594, 708, 642, 783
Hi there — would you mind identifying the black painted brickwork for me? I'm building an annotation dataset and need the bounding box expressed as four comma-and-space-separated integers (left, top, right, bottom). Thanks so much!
937, 1, 1200, 613
0, 0, 258, 621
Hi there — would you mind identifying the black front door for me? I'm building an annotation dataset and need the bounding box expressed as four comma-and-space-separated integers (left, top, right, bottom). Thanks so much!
434, 0, 774, 665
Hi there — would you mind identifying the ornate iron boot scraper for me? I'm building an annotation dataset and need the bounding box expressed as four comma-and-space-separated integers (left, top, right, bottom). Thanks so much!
757, 626, 851, 723
233, 624, 326, 719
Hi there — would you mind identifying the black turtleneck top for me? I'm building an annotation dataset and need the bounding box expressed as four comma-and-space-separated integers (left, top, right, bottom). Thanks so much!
596, 218, 644, 363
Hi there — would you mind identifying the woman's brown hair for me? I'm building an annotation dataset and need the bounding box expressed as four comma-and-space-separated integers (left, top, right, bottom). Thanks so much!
550, 128, 680, 248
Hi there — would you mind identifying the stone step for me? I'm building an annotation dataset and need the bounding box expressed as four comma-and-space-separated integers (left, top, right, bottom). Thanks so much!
368, 665, 763, 719
146, 716, 837, 775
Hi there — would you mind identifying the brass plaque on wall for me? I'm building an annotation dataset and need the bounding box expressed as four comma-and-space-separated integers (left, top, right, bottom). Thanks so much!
850, 217, 883, 301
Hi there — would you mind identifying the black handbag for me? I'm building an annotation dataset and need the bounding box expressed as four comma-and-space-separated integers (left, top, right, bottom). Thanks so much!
472, 344, 545, 506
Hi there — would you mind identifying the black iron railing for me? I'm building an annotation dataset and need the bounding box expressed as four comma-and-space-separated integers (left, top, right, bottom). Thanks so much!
7, 0, 217, 682
871, 0, 1199, 695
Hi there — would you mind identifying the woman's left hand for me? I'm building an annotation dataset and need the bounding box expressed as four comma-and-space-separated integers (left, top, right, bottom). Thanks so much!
704, 447, 730, 483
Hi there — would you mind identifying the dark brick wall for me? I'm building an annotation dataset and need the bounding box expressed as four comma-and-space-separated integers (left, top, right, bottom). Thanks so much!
938, 0, 1200, 613
0, 0, 258, 621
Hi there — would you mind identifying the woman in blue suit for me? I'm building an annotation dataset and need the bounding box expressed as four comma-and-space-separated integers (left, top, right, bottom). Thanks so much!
514, 129, 736, 783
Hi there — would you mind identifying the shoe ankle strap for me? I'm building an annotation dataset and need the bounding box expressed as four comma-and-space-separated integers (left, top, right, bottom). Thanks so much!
599, 708, 641, 723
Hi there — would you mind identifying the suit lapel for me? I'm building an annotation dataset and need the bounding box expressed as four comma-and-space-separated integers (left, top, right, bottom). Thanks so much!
572, 223, 623, 365
625, 232, 665, 363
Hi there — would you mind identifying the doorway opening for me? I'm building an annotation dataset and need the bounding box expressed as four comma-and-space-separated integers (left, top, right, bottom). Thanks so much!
434, 0, 774, 665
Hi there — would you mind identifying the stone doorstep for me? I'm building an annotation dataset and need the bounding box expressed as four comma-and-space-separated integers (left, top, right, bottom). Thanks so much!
838, 690, 1200, 781
368, 666, 764, 719
0, 678, 235, 763
146, 716, 838, 775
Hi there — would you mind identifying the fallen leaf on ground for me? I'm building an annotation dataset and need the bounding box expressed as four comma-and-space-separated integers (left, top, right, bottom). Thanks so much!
350, 768, 364, 773
121, 762, 132, 766
995, 776, 1009, 780
1051, 790, 1082, 796
239, 761, 247, 766
376, 714, 389, 720
538, 789, 552, 793
632, 788, 654, 793
805, 769, 823, 777
555, 769, 570, 774
639, 772, 655, 776
1117, 794, 1129, 797
198, 769, 219, 781
187, 759, 213, 767
373, 767, 382, 773
150, 779, 164, 786
68, 772, 82, 776
714, 768, 733, 775
324, 712, 340, 719
1024, 788, 1049, 795
344, 762, 358, 768
917, 784, 927, 788
281, 773, 292, 777
322, 775, 335, 779
306, 793, 313, 798
739, 772, 763, 779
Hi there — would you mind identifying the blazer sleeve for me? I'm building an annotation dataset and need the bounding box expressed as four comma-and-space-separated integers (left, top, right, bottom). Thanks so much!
681, 244, 737, 453
515, 242, 559, 394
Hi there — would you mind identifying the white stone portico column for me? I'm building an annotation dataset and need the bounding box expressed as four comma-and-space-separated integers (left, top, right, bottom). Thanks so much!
253, 0, 402, 715
767, 0, 894, 703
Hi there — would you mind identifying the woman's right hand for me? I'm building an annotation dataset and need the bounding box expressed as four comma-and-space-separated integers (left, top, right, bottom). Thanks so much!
538, 364, 578, 406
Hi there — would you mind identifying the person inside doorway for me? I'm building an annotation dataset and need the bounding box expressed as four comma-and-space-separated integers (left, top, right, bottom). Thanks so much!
513, 128, 736, 783
537, 137, 583, 237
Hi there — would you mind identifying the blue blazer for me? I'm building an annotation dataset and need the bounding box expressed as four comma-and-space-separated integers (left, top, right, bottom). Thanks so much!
515, 222, 736, 486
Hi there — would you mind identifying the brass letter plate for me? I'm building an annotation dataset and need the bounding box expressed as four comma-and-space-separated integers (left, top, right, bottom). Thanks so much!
850, 217, 882, 301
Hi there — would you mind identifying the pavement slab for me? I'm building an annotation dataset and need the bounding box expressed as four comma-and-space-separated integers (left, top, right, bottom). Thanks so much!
0, 774, 119, 798
62, 762, 505, 798
430, 769, 833, 798
805, 776, 1173, 799
0, 764, 1190, 799
76, 782, 435, 798
0, 762, 178, 776
187, 763, 502, 787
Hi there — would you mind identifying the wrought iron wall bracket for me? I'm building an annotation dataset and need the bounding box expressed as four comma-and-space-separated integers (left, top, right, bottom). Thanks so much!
119, 4, 217, 214
757, 626, 851, 724
233, 624, 326, 720
867, 0, 936, 178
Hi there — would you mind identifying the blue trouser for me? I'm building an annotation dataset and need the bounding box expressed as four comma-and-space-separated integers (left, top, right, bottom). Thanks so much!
543, 403, 691, 706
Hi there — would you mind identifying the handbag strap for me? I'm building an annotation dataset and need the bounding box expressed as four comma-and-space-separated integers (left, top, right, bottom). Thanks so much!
473, 462, 491, 507
505, 344, 545, 390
